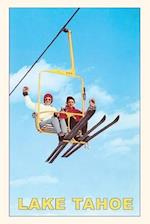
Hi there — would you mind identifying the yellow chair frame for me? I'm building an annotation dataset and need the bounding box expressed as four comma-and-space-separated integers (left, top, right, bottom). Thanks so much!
35, 30, 86, 143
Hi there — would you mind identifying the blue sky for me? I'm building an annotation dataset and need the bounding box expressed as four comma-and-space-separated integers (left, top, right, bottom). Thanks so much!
10, 8, 140, 216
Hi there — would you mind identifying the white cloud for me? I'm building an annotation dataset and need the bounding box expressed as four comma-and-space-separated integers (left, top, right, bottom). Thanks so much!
102, 134, 139, 157
128, 101, 139, 112
108, 134, 139, 147
81, 66, 95, 74
88, 109, 139, 133
86, 104, 139, 158
10, 175, 59, 187
87, 85, 114, 105
10, 61, 114, 112
115, 110, 139, 131
10, 59, 70, 103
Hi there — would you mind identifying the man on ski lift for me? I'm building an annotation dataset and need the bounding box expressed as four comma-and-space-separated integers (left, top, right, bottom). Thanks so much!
59, 96, 96, 140
22, 86, 67, 141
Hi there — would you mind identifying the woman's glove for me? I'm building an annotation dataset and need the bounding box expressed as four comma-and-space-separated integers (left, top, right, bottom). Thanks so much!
23, 86, 29, 96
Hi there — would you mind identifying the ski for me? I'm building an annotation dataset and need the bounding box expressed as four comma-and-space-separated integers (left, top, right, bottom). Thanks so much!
63, 115, 120, 158
62, 114, 106, 157
45, 106, 96, 163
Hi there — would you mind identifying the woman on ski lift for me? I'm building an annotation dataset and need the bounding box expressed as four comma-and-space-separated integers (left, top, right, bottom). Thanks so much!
22, 86, 67, 141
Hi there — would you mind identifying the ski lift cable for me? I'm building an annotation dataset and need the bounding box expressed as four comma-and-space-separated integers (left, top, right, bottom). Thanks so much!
9, 8, 80, 96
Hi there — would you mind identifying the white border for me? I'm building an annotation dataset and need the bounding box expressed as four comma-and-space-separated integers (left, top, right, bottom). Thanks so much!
0, 0, 150, 223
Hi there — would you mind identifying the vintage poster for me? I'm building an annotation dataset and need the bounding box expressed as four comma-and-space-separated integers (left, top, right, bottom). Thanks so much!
0, 0, 150, 224
9, 7, 140, 216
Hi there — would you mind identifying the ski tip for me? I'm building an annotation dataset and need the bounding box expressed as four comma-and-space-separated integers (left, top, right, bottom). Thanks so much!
62, 153, 68, 158
45, 158, 50, 162
61, 154, 65, 157
103, 114, 106, 120
48, 160, 53, 164
64, 154, 70, 158
115, 115, 120, 122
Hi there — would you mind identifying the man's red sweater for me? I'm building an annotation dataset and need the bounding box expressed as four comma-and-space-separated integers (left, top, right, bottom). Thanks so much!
59, 106, 82, 121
